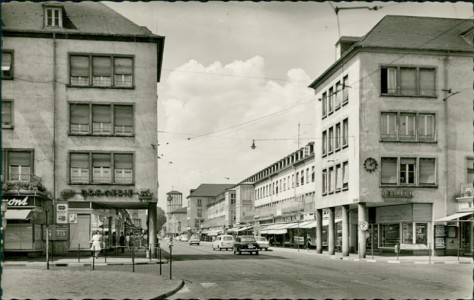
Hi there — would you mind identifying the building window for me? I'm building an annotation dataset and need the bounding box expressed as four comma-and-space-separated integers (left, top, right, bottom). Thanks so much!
197, 208, 202, 218
381, 66, 436, 97
335, 81, 342, 109
70, 152, 134, 184
328, 127, 334, 153
197, 199, 202, 207
322, 130, 327, 156
69, 54, 134, 88
335, 122, 341, 150
322, 169, 328, 195
306, 168, 310, 183
342, 161, 349, 190
328, 87, 334, 113
296, 172, 299, 187
342, 118, 348, 147
335, 164, 342, 191
44, 7, 63, 27
402, 223, 413, 244
342, 75, 349, 104
2, 100, 13, 128
4, 150, 33, 182
301, 171, 305, 186
322, 92, 327, 118
2, 51, 13, 79
311, 166, 315, 182
381, 157, 436, 186
381, 112, 436, 142
328, 167, 335, 193
70, 103, 134, 136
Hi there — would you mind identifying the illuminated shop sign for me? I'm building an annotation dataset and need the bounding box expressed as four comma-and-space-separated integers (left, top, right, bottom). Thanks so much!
382, 189, 413, 198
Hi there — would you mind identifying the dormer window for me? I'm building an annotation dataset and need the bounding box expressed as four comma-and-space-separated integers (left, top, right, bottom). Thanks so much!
45, 7, 63, 28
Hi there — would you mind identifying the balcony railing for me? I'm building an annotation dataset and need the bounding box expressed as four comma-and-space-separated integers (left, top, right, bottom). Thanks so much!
2, 174, 46, 192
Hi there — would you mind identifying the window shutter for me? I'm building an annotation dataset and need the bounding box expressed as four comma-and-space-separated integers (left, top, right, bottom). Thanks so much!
70, 56, 90, 77
70, 104, 89, 124
93, 154, 111, 167
70, 153, 89, 168
92, 105, 111, 123
400, 68, 416, 95
419, 158, 435, 184
114, 106, 133, 126
381, 158, 397, 184
114, 154, 133, 169
114, 57, 132, 75
419, 69, 435, 96
9, 152, 31, 166
92, 57, 112, 76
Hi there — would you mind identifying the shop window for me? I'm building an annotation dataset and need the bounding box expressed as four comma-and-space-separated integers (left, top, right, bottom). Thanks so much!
69, 54, 134, 88
381, 66, 436, 97
2, 100, 13, 128
6, 151, 33, 182
2, 51, 13, 79
402, 223, 413, 244
69, 103, 134, 136
380, 223, 399, 247
415, 223, 428, 245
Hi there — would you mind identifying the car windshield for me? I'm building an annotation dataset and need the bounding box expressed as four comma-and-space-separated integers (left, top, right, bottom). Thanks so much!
256, 237, 267, 242
223, 236, 233, 241
241, 237, 256, 242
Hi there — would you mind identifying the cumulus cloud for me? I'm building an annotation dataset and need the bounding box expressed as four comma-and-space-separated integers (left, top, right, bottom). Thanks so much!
158, 56, 315, 204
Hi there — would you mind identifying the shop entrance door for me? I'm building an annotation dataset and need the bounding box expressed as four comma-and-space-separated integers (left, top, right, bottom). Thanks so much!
69, 214, 91, 250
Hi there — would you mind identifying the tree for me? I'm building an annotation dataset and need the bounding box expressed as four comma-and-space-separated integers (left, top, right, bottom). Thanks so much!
156, 206, 167, 232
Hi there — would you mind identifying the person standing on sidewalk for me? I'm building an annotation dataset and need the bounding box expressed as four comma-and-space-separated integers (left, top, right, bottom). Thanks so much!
90, 231, 102, 258
125, 233, 131, 252
119, 232, 125, 253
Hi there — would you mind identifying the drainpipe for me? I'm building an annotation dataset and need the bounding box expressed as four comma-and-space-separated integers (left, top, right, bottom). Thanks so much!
443, 53, 450, 219
52, 32, 57, 203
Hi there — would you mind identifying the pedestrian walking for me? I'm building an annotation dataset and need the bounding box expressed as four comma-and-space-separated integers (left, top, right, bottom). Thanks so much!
90, 231, 102, 258
125, 233, 130, 252
119, 232, 125, 253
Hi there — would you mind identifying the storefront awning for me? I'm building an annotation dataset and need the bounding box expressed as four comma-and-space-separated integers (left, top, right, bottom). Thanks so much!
268, 229, 287, 235
237, 226, 253, 232
435, 212, 473, 222
5, 209, 33, 220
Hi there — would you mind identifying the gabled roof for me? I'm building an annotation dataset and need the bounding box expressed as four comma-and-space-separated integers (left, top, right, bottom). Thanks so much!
1, 1, 158, 36
310, 15, 473, 89
1, 1, 165, 82
187, 184, 236, 198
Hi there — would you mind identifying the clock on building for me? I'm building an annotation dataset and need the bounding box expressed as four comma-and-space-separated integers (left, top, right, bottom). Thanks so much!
363, 157, 378, 173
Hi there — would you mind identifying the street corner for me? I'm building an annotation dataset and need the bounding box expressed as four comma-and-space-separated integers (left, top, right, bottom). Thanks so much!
154, 278, 185, 299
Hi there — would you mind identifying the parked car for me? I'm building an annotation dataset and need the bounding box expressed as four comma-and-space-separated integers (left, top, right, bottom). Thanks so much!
255, 236, 270, 251
233, 235, 259, 255
212, 235, 234, 251
188, 235, 200, 246
181, 235, 189, 242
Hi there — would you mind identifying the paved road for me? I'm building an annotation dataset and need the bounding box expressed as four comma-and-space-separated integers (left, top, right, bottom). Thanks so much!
164, 241, 471, 299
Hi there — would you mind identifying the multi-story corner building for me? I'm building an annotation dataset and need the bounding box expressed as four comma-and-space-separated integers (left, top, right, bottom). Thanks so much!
239, 143, 315, 244
2, 2, 164, 255
310, 15, 473, 257
186, 184, 235, 236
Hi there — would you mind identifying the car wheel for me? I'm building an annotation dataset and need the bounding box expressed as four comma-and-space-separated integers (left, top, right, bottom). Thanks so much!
256, 251, 259, 255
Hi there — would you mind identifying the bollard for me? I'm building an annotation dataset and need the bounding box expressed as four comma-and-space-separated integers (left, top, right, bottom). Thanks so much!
132, 246, 135, 273
92, 246, 95, 271
78, 243, 80, 262
169, 244, 173, 279
50, 241, 54, 262
159, 246, 162, 275
429, 243, 431, 264
104, 245, 107, 263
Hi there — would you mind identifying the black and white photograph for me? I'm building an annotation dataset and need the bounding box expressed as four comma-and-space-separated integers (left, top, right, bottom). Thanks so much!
1, 0, 473, 299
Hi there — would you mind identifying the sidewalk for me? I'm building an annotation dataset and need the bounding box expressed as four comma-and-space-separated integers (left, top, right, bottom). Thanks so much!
272, 246, 473, 264
3, 255, 167, 267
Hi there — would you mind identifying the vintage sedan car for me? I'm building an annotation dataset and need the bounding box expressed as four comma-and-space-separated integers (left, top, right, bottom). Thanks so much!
233, 235, 259, 255
212, 235, 234, 251
188, 235, 200, 246
180, 235, 189, 242
255, 236, 270, 251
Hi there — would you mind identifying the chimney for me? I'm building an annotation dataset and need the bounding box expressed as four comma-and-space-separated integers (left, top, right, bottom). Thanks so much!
335, 36, 361, 60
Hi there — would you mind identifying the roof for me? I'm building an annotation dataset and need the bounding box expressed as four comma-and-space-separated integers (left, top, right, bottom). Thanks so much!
187, 184, 236, 198
1, 1, 165, 81
310, 15, 473, 89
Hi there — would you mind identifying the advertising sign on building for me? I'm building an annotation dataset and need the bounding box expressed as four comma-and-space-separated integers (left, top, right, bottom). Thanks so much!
56, 203, 68, 224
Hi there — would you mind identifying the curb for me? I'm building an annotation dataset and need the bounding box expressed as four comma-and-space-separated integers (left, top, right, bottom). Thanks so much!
153, 279, 185, 299
3, 261, 168, 267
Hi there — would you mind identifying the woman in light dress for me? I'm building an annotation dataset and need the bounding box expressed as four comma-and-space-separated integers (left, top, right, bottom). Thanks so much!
90, 231, 102, 258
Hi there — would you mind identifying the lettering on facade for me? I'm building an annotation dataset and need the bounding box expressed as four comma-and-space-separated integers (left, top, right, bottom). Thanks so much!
7, 196, 29, 206
81, 189, 134, 198
382, 189, 413, 198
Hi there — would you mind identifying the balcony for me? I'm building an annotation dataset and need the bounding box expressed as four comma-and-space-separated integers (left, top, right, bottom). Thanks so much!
456, 183, 473, 211
2, 174, 46, 193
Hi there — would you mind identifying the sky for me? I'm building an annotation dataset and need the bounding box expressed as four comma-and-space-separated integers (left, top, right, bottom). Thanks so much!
104, 1, 472, 210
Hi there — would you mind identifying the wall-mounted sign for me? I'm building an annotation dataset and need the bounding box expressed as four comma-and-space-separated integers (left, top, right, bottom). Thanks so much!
56, 203, 68, 224
69, 213, 77, 223
43, 224, 69, 241
382, 189, 413, 198
6, 196, 30, 206
81, 189, 134, 198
